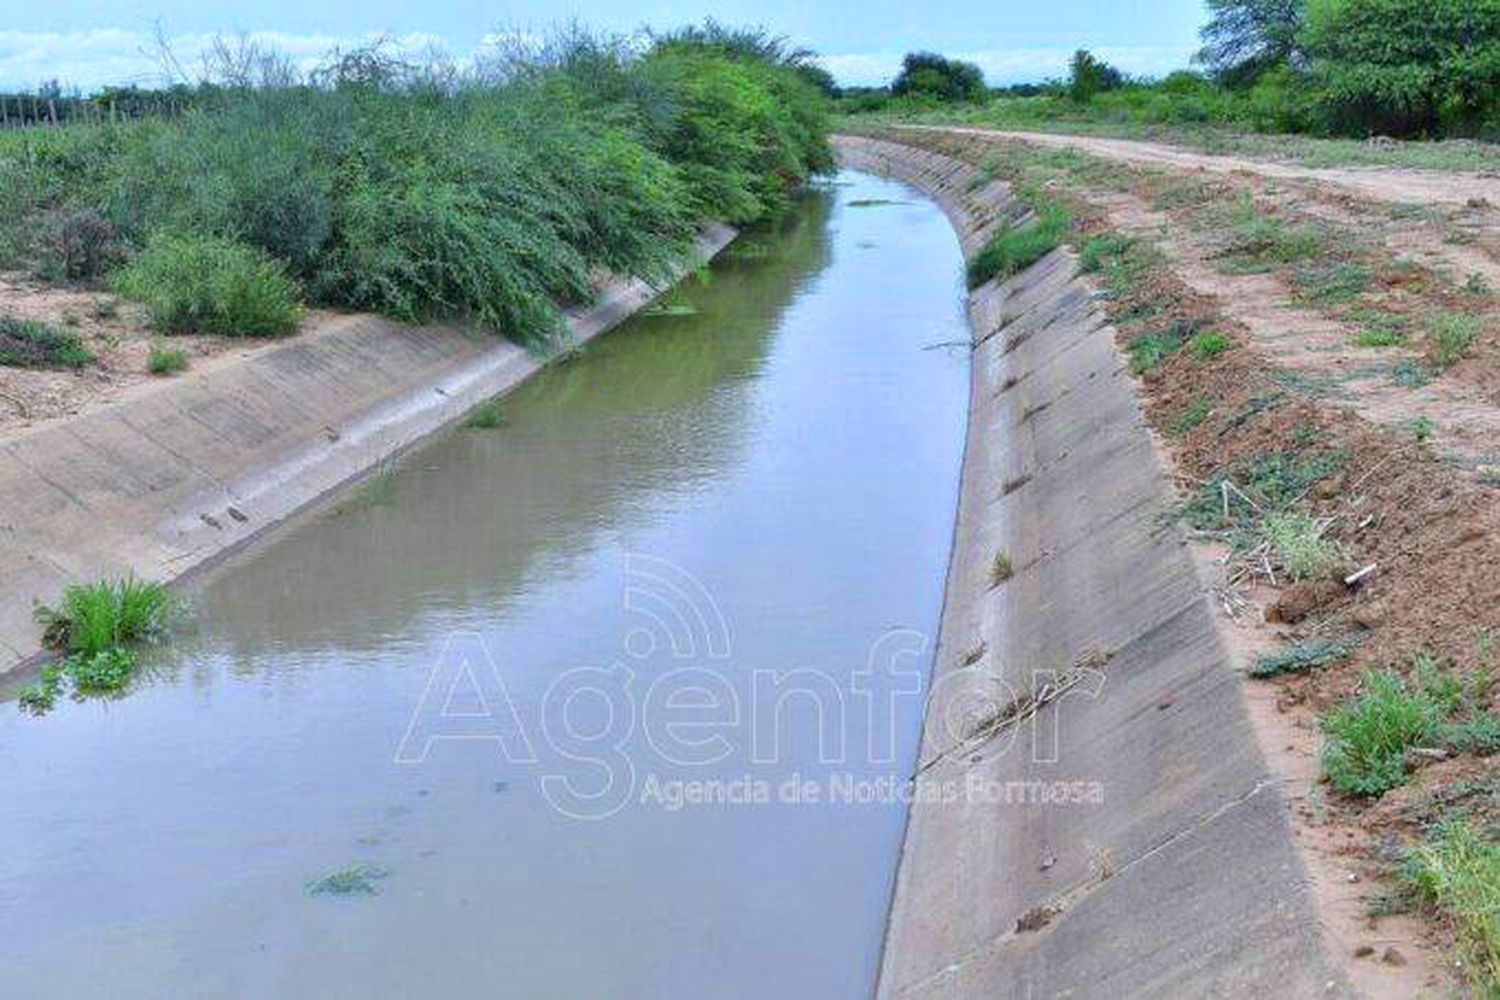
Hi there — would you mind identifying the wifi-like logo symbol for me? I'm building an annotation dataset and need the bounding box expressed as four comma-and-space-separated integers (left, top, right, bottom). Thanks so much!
623, 553, 731, 661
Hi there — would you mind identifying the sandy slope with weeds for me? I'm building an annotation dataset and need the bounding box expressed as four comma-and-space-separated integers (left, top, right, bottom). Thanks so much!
0, 272, 286, 434
913, 126, 1500, 210
854, 125, 1500, 995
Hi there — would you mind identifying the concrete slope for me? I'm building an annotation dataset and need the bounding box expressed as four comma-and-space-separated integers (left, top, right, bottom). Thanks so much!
836, 136, 1348, 998
0, 225, 736, 673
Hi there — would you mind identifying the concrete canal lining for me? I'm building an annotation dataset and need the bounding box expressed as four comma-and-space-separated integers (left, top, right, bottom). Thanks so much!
835, 136, 1348, 998
0, 225, 736, 674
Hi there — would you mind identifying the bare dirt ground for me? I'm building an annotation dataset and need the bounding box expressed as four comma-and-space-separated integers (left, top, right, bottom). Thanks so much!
918, 126, 1500, 209
0, 272, 310, 435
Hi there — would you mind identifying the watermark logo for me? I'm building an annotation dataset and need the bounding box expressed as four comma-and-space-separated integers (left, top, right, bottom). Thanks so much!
397, 553, 1106, 818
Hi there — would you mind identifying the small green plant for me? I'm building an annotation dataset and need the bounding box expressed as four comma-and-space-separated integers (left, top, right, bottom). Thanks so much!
1078, 232, 1133, 274
1462, 272, 1492, 297
1391, 358, 1432, 387
1322, 670, 1441, 796
1292, 261, 1371, 305
0, 316, 95, 370
1425, 311, 1481, 368
1169, 396, 1211, 435
966, 204, 1071, 289
1408, 415, 1436, 441
147, 344, 189, 376
463, 398, 507, 430
1188, 330, 1231, 359
36, 578, 173, 657
1249, 639, 1358, 678
1262, 510, 1343, 580
113, 232, 302, 337
1402, 820, 1500, 993
989, 551, 1014, 587
65, 647, 138, 694
1352, 326, 1404, 348
1127, 320, 1194, 374
306, 862, 391, 896
1218, 194, 1323, 273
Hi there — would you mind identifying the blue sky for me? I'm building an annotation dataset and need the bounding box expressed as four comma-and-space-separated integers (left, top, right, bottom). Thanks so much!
2, 1, 1208, 91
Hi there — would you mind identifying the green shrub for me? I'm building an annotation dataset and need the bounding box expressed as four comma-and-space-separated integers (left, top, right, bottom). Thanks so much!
66, 647, 138, 694
31, 206, 126, 283
966, 205, 1071, 289
1353, 326, 1404, 348
147, 343, 189, 375
463, 398, 507, 429
1169, 396, 1212, 435
1322, 670, 1441, 796
1402, 821, 1500, 993
38, 578, 172, 657
0, 316, 94, 369
1188, 330, 1232, 359
1262, 509, 1344, 580
1426, 310, 1481, 368
113, 232, 301, 336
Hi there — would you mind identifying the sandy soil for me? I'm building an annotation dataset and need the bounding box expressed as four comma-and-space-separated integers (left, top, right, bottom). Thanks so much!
0, 272, 315, 436
919, 126, 1500, 209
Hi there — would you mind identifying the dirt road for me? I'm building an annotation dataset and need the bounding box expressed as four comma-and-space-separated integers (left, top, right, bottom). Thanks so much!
915, 126, 1500, 208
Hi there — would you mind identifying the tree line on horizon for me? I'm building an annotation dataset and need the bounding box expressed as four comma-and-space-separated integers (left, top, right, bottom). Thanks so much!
841, 0, 1500, 140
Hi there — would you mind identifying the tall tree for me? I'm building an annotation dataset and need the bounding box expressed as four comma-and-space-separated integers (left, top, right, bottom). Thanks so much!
1195, 0, 1306, 84
890, 53, 986, 103
1303, 0, 1500, 135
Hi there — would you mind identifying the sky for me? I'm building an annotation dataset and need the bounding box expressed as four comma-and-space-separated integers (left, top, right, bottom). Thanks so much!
1, 1, 1208, 92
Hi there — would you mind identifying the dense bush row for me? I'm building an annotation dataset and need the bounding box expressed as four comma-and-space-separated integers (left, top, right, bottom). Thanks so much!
841, 0, 1500, 142
0, 26, 833, 345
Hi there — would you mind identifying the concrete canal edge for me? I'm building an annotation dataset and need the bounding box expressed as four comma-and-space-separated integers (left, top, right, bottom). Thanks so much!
0, 224, 736, 676
836, 135, 1352, 998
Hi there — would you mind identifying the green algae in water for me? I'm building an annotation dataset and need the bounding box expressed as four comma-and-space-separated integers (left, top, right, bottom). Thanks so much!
306, 863, 391, 896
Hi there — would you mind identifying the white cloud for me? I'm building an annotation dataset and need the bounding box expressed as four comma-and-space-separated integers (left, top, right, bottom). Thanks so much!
0, 29, 459, 91
819, 45, 1197, 88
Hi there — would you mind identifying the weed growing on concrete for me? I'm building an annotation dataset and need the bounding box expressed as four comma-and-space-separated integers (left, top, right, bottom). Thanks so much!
463, 398, 507, 430
38, 578, 173, 657
989, 551, 1014, 587
147, 344, 189, 375
966, 203, 1071, 289
0, 316, 94, 369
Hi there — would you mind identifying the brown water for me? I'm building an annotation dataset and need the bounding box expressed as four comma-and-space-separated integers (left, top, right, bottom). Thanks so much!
0, 172, 969, 998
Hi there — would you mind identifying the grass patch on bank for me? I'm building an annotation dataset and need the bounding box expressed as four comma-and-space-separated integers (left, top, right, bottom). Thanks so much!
147, 343, 189, 375
20, 578, 176, 713
0, 316, 94, 369
1403, 820, 1500, 993
463, 398, 507, 430
966, 203, 1071, 289
112, 233, 302, 336
1425, 311, 1481, 369
1323, 657, 1499, 797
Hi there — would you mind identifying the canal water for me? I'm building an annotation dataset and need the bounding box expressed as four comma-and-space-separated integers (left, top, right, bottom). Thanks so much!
0, 171, 970, 998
